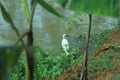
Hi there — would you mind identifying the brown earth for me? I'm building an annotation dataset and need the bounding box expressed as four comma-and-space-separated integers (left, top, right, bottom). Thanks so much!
55, 28, 120, 80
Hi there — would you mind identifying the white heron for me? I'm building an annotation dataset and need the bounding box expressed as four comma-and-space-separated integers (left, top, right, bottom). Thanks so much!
62, 34, 69, 55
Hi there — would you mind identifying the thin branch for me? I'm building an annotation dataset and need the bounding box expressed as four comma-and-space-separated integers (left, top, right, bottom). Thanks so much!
30, 0, 37, 31
80, 14, 92, 80
25, 1, 37, 80
27, 0, 37, 46
15, 30, 29, 45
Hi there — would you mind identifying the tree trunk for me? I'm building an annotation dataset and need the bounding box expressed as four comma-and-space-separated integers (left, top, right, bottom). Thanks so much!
25, 0, 37, 80
80, 14, 92, 80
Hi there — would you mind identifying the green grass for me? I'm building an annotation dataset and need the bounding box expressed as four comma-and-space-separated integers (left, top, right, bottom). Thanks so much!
8, 28, 120, 80
88, 29, 120, 79
112, 73, 120, 80
88, 50, 119, 78
8, 47, 80, 80
90, 29, 112, 48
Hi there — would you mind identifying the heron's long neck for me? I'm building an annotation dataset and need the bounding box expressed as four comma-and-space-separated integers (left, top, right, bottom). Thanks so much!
63, 36, 65, 39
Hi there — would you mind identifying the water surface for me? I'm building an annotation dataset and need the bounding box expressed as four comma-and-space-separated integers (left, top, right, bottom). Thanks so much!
0, 0, 118, 53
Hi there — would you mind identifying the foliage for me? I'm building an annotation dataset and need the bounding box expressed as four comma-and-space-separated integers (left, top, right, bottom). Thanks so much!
8, 50, 26, 80
22, 0, 31, 23
8, 62, 25, 80
0, 2, 13, 24
57, 0, 119, 17
34, 48, 78, 80
8, 48, 80, 80
64, 14, 78, 30
88, 29, 120, 78
5, 25, 120, 80
90, 29, 113, 48
37, 0, 62, 17
56, 0, 69, 8
0, 47, 22, 80
89, 49, 120, 78
112, 74, 120, 80
88, 52, 114, 77
0, 0, 63, 80
0, 0, 119, 80
0, 2, 19, 35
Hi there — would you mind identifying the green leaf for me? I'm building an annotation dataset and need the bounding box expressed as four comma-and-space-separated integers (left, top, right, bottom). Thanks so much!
0, 2, 13, 24
70, 0, 119, 17
22, 0, 31, 23
56, 0, 69, 8
0, 2, 20, 36
64, 14, 76, 30
56, 0, 119, 17
38, 0, 62, 17
0, 47, 22, 80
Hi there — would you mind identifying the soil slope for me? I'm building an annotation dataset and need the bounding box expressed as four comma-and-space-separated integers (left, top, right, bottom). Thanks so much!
56, 28, 120, 80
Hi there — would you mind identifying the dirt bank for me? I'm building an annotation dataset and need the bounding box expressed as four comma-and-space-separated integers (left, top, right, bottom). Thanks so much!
56, 28, 120, 80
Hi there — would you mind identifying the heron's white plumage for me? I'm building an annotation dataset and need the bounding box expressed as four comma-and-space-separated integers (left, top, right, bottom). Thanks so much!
62, 34, 69, 55
62, 39, 69, 50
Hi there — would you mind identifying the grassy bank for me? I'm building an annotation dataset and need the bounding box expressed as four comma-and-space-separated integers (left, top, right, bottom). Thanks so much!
8, 27, 120, 80
56, 27, 120, 80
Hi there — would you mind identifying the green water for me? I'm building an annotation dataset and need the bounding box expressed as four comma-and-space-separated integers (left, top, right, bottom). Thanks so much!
0, 0, 118, 53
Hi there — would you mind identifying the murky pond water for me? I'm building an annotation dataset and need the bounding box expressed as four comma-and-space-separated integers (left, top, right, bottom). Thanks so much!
0, 0, 118, 53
